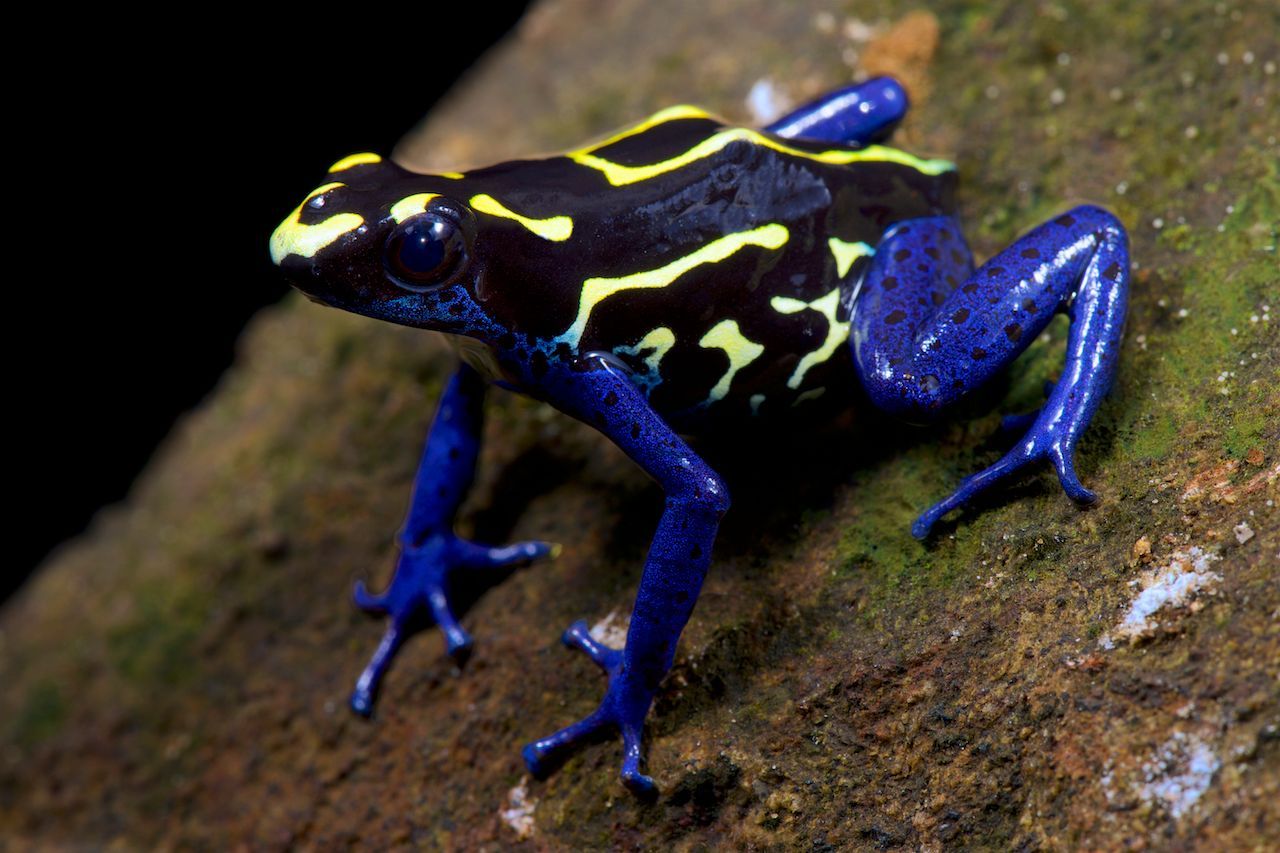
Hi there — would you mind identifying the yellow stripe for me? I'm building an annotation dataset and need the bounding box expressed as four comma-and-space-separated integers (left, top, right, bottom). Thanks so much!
615, 327, 676, 385
571, 126, 954, 186
792, 387, 827, 406
571, 105, 713, 154
558, 223, 789, 348
270, 183, 364, 264
470, 194, 573, 241
770, 288, 850, 389
389, 193, 441, 224
699, 319, 765, 403
328, 152, 382, 172
827, 237, 875, 277
440, 171, 464, 180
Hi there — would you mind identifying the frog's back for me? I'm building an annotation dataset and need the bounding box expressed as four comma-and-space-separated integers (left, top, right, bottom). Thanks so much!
459, 107, 957, 428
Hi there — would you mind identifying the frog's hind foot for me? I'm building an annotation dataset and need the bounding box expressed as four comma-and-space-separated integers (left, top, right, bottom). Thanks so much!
521, 621, 658, 799
349, 535, 557, 717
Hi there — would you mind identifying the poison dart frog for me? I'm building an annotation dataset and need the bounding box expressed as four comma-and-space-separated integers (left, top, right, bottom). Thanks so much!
270, 77, 1129, 797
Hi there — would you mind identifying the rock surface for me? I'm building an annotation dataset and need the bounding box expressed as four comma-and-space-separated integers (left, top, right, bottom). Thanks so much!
3, 1, 1277, 848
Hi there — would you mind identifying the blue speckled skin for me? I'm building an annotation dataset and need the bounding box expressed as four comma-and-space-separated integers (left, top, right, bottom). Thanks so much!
271, 77, 1130, 796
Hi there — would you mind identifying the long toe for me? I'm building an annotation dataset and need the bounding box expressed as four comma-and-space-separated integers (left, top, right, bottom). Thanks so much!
522, 710, 609, 779
1050, 445, 1097, 504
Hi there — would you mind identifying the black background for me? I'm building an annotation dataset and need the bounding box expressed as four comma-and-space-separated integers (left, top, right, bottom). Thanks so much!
11, 11, 532, 602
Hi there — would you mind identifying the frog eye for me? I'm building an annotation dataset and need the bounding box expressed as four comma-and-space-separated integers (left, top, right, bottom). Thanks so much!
384, 213, 468, 291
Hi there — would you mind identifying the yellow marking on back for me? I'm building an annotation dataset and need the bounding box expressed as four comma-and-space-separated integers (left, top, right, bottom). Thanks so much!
770, 288, 850, 389
328, 152, 382, 172
558, 223, 789, 348
470, 193, 573, 241
440, 171, 464, 179
571, 126, 954, 186
270, 182, 364, 264
572, 105, 714, 154
792, 387, 827, 406
828, 237, 875, 277
699, 319, 765, 403
615, 327, 676, 386
389, 193, 441, 224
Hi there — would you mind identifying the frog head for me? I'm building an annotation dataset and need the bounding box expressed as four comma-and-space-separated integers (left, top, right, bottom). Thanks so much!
270, 154, 498, 337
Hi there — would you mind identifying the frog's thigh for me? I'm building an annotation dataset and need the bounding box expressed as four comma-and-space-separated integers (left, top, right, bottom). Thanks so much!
849, 210, 1127, 421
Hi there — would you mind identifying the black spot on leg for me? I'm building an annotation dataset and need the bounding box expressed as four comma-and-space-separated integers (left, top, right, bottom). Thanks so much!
950, 248, 966, 265
530, 350, 548, 378
971, 347, 987, 359
881, 275, 899, 290
931, 291, 946, 306
986, 266, 1005, 278
1004, 322, 1023, 342
1102, 261, 1121, 281
893, 248, 911, 262
1055, 213, 1076, 227
690, 544, 702, 559
952, 307, 970, 323
1023, 298, 1037, 312
924, 246, 940, 260
945, 273, 958, 287
885, 309, 907, 324
448, 447, 459, 460
1020, 247, 1040, 259
604, 390, 619, 407
962, 282, 979, 294
630, 423, 641, 439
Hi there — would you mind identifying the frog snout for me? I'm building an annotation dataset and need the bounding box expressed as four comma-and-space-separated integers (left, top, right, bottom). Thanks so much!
274, 254, 330, 301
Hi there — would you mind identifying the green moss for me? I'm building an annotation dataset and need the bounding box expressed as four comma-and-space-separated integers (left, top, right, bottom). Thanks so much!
10, 680, 66, 745
1126, 410, 1180, 461
106, 579, 208, 687
1222, 395, 1271, 459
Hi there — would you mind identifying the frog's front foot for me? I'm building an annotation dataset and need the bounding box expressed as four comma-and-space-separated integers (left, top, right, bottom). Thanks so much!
912, 407, 1095, 539
350, 534, 557, 717
522, 621, 658, 799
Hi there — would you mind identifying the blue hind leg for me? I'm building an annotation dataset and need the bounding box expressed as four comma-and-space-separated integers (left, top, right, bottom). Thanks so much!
765, 76, 909, 144
850, 207, 1130, 538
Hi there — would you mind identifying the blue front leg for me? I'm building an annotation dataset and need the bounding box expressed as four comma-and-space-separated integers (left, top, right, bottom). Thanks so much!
350, 363, 557, 716
850, 206, 1130, 537
521, 356, 729, 798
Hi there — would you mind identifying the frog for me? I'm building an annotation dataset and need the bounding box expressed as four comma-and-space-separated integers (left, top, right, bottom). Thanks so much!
270, 76, 1129, 797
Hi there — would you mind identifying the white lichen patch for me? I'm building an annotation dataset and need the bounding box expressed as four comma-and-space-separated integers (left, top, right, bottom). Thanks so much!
1101, 547, 1222, 647
500, 776, 537, 840
745, 78, 792, 125
1137, 732, 1220, 819
591, 609, 630, 649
